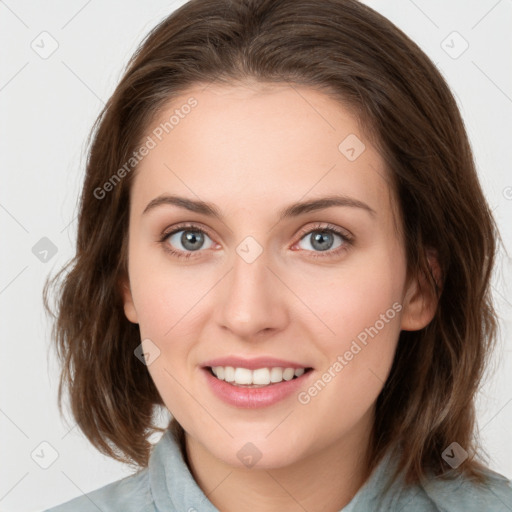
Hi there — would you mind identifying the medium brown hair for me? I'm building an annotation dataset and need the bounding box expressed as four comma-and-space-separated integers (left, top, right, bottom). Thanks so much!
43, 0, 502, 488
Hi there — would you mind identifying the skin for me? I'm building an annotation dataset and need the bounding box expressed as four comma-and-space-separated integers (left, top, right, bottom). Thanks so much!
121, 81, 439, 512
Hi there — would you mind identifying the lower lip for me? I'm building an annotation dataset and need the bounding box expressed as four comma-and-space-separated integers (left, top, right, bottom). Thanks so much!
202, 367, 313, 408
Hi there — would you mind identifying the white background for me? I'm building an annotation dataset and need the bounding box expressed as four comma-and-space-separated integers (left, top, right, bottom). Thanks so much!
1, 1, 511, 510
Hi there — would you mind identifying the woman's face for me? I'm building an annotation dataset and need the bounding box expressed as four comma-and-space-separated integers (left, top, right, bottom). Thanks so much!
122, 82, 432, 469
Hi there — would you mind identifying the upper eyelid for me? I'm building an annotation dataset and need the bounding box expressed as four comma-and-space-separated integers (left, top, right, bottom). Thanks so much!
162, 222, 352, 247
296, 222, 352, 239
162, 222, 215, 240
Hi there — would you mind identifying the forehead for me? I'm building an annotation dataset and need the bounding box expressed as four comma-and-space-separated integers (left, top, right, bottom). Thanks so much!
131, 82, 395, 226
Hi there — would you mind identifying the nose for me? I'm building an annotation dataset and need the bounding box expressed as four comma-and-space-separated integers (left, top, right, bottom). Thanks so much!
214, 246, 289, 340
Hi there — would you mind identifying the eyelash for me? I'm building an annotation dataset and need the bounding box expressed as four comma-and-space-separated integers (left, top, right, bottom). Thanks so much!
158, 222, 354, 261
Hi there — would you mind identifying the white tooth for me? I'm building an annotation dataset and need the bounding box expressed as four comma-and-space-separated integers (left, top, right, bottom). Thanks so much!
252, 368, 270, 385
269, 367, 283, 383
282, 368, 295, 381
234, 367, 253, 385
214, 365, 306, 385
224, 366, 235, 382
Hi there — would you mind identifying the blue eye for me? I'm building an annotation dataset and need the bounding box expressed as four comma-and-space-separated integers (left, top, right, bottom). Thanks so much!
298, 229, 344, 252
159, 222, 353, 260
160, 225, 215, 259
293, 223, 353, 260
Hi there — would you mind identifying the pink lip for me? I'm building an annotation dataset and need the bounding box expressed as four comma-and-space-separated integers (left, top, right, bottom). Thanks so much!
201, 356, 311, 370
201, 367, 314, 409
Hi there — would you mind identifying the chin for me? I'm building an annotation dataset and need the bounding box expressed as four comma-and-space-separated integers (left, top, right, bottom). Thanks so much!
202, 429, 310, 470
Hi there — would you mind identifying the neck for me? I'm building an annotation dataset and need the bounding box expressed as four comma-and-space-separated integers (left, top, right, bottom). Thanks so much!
184, 409, 375, 512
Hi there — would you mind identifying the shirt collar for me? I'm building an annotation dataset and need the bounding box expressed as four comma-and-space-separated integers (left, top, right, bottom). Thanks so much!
149, 428, 220, 511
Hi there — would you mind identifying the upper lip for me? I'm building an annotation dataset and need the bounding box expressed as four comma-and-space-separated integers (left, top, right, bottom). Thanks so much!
202, 356, 312, 370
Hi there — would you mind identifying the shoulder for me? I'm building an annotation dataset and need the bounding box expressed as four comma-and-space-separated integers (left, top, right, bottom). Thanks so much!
360, 451, 512, 512
416, 467, 512, 511
43, 467, 155, 512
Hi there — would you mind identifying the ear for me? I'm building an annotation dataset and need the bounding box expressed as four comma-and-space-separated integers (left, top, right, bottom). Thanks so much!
119, 274, 139, 324
400, 248, 442, 332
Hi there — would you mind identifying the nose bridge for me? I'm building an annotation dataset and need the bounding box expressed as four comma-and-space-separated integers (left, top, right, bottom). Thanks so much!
215, 237, 287, 337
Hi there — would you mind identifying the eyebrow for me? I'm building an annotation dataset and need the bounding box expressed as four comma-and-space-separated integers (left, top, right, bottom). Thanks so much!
142, 194, 376, 220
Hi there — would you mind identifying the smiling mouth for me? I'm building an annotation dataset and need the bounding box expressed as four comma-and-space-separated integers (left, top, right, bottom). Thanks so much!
206, 366, 314, 388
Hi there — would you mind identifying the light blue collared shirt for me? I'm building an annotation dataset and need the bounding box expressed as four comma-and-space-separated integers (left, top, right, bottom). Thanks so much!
44, 428, 512, 511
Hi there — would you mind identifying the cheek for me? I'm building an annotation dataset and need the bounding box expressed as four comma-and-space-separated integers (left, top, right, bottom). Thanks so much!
130, 270, 200, 422
297, 287, 402, 444
295, 254, 404, 353
315, 279, 401, 399
128, 249, 207, 339
127, 250, 207, 366
293, 248, 404, 411
333, 276, 402, 352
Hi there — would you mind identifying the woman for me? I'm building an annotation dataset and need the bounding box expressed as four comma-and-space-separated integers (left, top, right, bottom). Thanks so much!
43, 0, 512, 510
